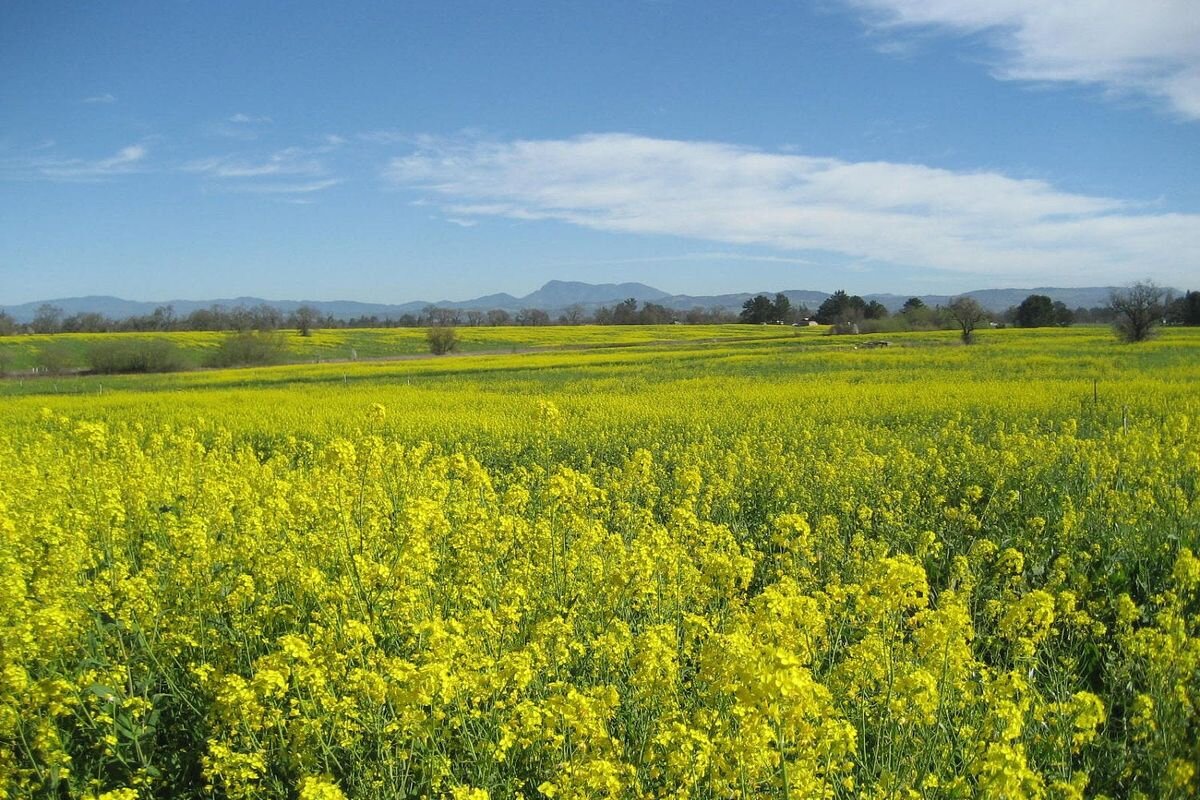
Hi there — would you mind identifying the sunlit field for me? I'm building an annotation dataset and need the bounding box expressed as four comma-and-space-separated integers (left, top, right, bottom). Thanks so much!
0, 324, 803, 374
2, 326, 1197, 799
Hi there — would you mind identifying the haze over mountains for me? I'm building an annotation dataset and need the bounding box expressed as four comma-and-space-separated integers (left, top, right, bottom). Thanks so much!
1, 281, 1130, 323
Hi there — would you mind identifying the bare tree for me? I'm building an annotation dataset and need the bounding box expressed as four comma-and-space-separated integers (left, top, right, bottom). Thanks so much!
946, 297, 987, 344
150, 304, 176, 331
424, 306, 460, 327
31, 304, 63, 334
561, 303, 586, 325
1109, 281, 1166, 343
291, 305, 320, 337
516, 308, 550, 326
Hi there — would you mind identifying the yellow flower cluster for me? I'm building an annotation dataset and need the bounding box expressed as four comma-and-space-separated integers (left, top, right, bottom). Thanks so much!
1, 326, 1198, 798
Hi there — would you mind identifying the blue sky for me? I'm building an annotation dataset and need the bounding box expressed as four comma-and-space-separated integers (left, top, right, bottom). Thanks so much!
2, 0, 1197, 304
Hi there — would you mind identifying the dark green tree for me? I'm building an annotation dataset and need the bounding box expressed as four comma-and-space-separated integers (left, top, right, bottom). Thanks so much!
638, 302, 674, 324
771, 293, 791, 322
815, 291, 866, 324
1167, 290, 1200, 325
739, 295, 774, 324
611, 298, 639, 325
1052, 300, 1074, 327
864, 300, 889, 320
1014, 294, 1056, 327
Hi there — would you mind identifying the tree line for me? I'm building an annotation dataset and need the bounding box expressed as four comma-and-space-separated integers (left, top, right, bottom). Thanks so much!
3, 287, 1197, 338
0, 300, 744, 336
735, 285, 1200, 344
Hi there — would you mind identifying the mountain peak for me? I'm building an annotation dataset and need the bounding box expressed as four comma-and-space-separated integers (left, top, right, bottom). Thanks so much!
521, 280, 671, 307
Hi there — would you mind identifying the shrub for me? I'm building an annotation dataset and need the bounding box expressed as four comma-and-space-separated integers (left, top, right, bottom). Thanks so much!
426, 326, 460, 355
204, 331, 289, 368
86, 338, 188, 374
34, 341, 79, 374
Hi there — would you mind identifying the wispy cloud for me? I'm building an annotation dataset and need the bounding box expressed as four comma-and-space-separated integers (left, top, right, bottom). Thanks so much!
209, 113, 273, 140
185, 144, 340, 195
358, 129, 421, 145
387, 133, 1200, 285
82, 93, 116, 104
184, 146, 327, 179
232, 178, 341, 194
567, 252, 823, 267
846, 0, 1200, 120
1, 143, 147, 181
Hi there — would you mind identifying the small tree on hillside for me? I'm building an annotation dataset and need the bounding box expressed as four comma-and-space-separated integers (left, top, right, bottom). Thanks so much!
947, 297, 987, 344
1109, 281, 1165, 343
32, 304, 63, 334
292, 305, 320, 337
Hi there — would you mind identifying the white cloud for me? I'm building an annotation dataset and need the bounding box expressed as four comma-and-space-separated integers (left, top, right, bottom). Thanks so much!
575, 252, 823, 267
2, 143, 147, 181
229, 113, 272, 124
185, 142, 343, 195
185, 146, 340, 195
209, 113, 273, 140
184, 146, 327, 179
359, 129, 420, 145
847, 0, 1200, 120
233, 178, 341, 194
386, 133, 1200, 285
82, 93, 116, 104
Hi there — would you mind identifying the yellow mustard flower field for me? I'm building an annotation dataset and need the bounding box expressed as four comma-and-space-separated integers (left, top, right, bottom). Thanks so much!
1, 326, 1198, 799
0, 324, 801, 373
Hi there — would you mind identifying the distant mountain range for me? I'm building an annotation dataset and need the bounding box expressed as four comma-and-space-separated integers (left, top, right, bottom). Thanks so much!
1, 280, 1134, 323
